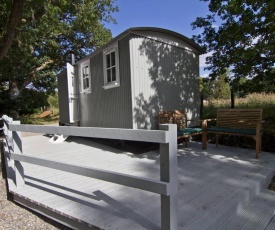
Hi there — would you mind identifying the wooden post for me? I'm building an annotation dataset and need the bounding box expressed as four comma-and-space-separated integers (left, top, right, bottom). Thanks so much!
202, 120, 207, 149
200, 94, 203, 119
231, 90, 235, 108
159, 124, 178, 230
12, 120, 25, 187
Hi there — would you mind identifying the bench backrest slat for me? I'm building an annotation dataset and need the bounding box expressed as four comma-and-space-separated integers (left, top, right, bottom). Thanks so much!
217, 109, 263, 129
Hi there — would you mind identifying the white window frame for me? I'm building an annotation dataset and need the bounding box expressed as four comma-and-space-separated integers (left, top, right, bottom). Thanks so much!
80, 60, 91, 94
103, 43, 120, 89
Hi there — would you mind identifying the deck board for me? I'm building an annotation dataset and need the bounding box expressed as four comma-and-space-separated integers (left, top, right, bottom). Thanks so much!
4, 134, 275, 229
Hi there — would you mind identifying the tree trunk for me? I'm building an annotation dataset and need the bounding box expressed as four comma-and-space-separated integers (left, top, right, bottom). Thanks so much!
10, 79, 20, 119
0, 0, 26, 61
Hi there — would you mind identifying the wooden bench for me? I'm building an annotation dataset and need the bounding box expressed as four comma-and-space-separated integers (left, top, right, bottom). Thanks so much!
202, 109, 263, 158
158, 110, 203, 146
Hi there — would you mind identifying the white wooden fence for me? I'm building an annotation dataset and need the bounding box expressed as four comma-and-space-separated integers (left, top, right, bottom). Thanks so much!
1, 115, 178, 230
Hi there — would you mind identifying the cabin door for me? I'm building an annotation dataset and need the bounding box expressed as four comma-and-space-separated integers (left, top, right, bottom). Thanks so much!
67, 63, 79, 123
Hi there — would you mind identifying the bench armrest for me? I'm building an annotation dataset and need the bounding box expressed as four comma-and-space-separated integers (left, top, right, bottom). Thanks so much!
202, 118, 217, 129
256, 121, 262, 135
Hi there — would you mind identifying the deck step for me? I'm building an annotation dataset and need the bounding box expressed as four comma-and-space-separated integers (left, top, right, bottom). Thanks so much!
183, 161, 275, 230
223, 189, 275, 230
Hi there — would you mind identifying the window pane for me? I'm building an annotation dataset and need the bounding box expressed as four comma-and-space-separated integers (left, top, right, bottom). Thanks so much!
82, 65, 90, 90
106, 54, 111, 68
107, 69, 111, 83
111, 51, 116, 66
86, 78, 89, 88
83, 79, 87, 89
111, 67, 116, 82
83, 66, 87, 78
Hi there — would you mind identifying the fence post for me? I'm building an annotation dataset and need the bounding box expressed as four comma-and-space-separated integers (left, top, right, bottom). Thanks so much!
159, 124, 178, 230
2, 115, 7, 136
3, 115, 13, 149
12, 120, 25, 187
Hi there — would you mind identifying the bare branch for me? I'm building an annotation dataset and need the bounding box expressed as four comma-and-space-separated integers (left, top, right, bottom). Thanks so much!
22, 60, 54, 88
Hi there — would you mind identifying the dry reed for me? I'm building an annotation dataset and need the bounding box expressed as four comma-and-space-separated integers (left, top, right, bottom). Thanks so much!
203, 93, 275, 119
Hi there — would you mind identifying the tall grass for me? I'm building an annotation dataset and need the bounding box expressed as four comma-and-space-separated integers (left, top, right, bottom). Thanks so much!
203, 93, 275, 120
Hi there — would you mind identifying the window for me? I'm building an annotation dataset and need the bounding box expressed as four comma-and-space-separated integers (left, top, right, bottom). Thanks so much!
103, 43, 120, 89
81, 61, 91, 93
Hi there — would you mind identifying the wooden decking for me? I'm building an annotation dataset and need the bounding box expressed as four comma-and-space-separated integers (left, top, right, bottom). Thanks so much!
4, 135, 275, 229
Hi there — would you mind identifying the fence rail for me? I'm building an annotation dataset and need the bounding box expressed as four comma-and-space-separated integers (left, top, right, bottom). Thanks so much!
9, 124, 169, 143
2, 115, 178, 230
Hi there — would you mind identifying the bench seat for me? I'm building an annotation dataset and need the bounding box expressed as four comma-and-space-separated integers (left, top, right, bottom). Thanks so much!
178, 128, 203, 136
206, 127, 256, 136
158, 110, 202, 146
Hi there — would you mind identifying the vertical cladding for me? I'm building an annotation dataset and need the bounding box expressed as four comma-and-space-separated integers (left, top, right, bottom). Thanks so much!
78, 36, 132, 128
57, 71, 70, 124
130, 35, 200, 129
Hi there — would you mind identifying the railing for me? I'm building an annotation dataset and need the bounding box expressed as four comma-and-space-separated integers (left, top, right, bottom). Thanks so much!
1, 115, 178, 230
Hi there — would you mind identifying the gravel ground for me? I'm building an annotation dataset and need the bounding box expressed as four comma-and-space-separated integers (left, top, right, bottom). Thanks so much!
0, 138, 72, 230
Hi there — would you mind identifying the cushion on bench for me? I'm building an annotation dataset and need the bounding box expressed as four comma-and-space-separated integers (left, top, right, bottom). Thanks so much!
178, 128, 203, 136
206, 127, 256, 135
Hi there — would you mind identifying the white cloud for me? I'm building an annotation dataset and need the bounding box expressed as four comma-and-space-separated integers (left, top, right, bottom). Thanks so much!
200, 72, 210, 78
211, 24, 219, 29
199, 51, 213, 68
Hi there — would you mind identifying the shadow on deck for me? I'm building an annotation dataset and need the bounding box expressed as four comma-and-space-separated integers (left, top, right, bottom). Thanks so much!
2, 135, 275, 230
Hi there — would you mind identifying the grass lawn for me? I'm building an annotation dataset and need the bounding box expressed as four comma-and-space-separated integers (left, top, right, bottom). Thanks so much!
20, 112, 59, 125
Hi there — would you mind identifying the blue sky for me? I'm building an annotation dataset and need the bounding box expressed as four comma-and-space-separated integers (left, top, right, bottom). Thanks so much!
105, 0, 212, 77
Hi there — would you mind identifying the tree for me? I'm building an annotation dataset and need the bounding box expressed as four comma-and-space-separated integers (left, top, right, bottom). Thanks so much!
200, 72, 230, 100
213, 72, 231, 99
192, 0, 275, 91
0, 0, 118, 117
199, 77, 213, 99
0, 88, 48, 115
48, 93, 59, 115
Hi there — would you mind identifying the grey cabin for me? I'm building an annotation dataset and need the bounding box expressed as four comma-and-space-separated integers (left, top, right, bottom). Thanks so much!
57, 27, 205, 129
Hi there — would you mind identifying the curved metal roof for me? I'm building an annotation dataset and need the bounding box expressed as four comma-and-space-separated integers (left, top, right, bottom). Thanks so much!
79, 27, 205, 63
121, 27, 205, 54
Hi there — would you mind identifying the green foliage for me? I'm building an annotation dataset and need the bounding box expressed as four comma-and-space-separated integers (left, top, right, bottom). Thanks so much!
212, 72, 230, 99
199, 77, 212, 99
18, 89, 49, 115
0, 88, 48, 115
0, 0, 118, 116
237, 68, 275, 94
48, 93, 59, 115
0, 89, 14, 115
192, 0, 275, 91
20, 117, 37, 125
20, 116, 55, 125
48, 93, 59, 108
200, 72, 231, 100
